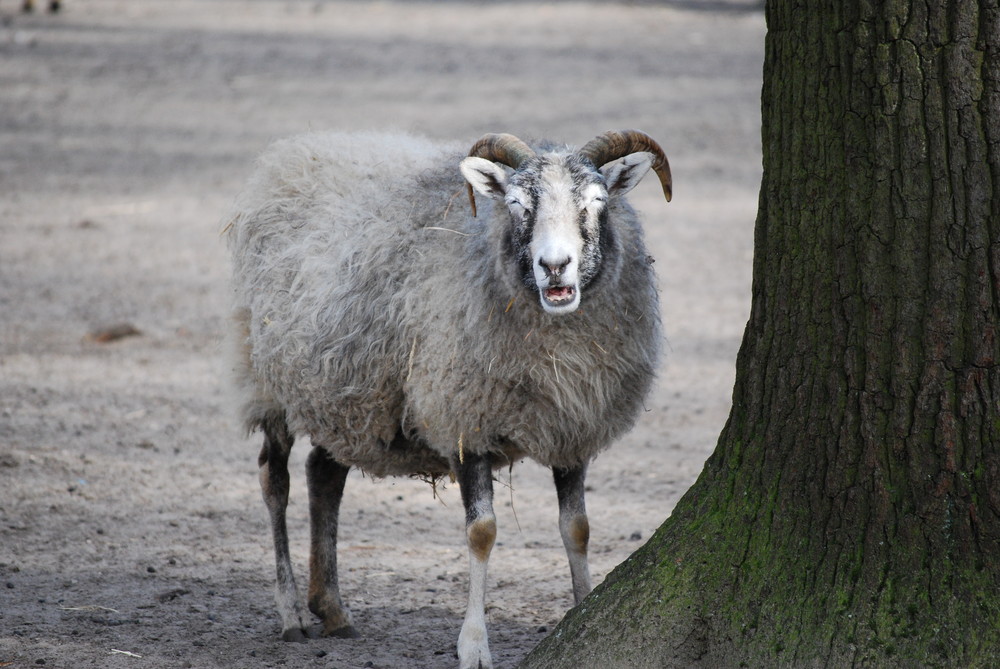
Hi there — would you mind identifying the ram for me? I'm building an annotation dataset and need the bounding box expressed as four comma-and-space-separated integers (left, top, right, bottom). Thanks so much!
225, 129, 671, 669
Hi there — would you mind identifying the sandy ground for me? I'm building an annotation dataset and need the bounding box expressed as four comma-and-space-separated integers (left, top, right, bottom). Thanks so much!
0, 1, 763, 667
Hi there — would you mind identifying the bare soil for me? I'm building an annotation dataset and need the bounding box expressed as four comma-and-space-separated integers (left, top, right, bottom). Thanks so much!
0, 1, 764, 667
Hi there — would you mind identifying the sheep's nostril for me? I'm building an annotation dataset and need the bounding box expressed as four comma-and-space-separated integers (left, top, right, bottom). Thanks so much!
540, 257, 570, 278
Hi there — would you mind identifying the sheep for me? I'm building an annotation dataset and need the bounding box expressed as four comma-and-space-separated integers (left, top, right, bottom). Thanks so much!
225, 129, 672, 669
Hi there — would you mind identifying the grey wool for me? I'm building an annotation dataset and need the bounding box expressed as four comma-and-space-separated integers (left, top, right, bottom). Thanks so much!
225, 130, 662, 477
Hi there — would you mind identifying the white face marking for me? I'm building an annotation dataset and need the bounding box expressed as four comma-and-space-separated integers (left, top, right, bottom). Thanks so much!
531, 165, 585, 315
497, 156, 610, 316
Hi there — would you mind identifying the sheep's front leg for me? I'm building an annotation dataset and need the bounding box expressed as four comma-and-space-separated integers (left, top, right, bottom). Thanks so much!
455, 451, 496, 669
553, 464, 592, 605
305, 446, 358, 638
259, 415, 311, 641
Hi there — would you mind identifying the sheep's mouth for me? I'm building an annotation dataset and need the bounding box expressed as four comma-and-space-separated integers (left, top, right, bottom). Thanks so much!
542, 285, 577, 308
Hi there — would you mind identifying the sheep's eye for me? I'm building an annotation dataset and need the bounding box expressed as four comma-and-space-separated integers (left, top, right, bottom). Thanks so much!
506, 198, 530, 214
583, 194, 607, 211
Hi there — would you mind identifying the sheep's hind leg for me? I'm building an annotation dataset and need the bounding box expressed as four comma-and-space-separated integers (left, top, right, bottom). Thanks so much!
259, 415, 312, 642
305, 446, 358, 638
553, 464, 592, 605
455, 451, 496, 669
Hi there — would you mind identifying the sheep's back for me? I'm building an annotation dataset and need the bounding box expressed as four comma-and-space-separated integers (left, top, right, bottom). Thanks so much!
227, 132, 464, 465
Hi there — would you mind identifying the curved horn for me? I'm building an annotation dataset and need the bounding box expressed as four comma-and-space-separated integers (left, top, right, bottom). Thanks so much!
578, 130, 672, 203
467, 133, 536, 168
465, 133, 537, 217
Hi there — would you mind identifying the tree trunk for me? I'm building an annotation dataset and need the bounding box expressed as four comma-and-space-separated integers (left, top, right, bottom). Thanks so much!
521, 1, 1000, 667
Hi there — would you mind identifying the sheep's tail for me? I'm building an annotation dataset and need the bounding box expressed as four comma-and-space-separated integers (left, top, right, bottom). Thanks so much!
225, 307, 283, 437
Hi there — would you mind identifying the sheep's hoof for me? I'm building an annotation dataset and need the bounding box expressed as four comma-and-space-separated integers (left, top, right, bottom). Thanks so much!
281, 627, 309, 643
322, 623, 359, 639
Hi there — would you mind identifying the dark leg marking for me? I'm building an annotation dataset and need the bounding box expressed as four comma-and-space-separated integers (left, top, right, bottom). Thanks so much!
553, 464, 592, 605
258, 413, 311, 642
306, 445, 358, 638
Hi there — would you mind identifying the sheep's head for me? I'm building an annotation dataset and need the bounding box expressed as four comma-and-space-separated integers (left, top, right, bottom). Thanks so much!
460, 130, 671, 315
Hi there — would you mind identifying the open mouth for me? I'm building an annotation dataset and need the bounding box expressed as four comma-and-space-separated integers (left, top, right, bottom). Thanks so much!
542, 285, 577, 307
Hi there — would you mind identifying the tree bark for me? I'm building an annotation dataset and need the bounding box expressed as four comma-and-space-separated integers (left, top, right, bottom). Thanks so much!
521, 1, 1000, 667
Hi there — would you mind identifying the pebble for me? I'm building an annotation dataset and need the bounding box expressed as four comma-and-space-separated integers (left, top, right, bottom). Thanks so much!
87, 323, 142, 344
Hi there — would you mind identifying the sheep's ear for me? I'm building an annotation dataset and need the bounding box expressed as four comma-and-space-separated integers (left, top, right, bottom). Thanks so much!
600, 152, 653, 197
460, 157, 508, 199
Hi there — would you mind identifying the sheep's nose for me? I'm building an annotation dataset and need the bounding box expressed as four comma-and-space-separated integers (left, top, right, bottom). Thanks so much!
539, 257, 570, 278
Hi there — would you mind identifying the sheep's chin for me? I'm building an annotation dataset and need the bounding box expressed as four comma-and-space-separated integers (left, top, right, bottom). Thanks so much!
540, 285, 580, 315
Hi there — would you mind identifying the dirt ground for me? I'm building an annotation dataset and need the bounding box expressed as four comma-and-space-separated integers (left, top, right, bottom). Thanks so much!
0, 1, 764, 667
